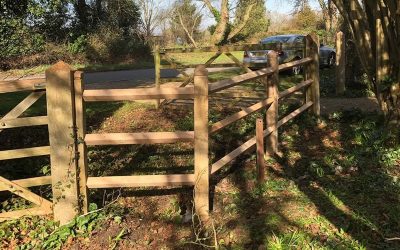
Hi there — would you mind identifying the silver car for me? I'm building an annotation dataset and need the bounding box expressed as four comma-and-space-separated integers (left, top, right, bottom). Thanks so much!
243, 34, 336, 74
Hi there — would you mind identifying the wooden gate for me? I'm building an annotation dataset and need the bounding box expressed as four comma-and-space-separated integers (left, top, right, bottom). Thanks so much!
0, 78, 52, 221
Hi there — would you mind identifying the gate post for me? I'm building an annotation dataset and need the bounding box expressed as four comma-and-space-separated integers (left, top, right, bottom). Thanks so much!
194, 65, 209, 221
154, 45, 161, 108
46, 61, 79, 225
265, 51, 279, 156
305, 33, 321, 116
74, 71, 89, 214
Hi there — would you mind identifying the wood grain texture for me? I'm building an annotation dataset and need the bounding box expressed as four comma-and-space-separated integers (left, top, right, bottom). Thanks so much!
46, 61, 79, 225
1, 91, 45, 121
209, 67, 274, 94
265, 51, 279, 156
160, 44, 304, 54
305, 34, 321, 115
0, 176, 52, 192
256, 118, 265, 183
0, 146, 50, 160
279, 80, 313, 99
277, 102, 313, 127
0, 176, 52, 210
210, 98, 274, 134
86, 174, 195, 188
0, 78, 46, 93
74, 71, 89, 214
85, 131, 195, 145
83, 87, 195, 102
194, 65, 210, 221
154, 45, 161, 108
0, 116, 48, 129
0, 207, 52, 222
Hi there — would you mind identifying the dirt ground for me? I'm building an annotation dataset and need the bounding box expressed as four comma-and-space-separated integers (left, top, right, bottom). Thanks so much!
320, 97, 379, 114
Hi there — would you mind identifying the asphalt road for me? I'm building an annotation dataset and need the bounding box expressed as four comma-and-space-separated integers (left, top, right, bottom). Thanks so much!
83, 67, 236, 89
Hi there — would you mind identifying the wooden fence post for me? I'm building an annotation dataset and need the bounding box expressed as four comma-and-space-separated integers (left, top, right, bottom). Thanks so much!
305, 33, 321, 116
194, 65, 209, 221
256, 118, 265, 183
74, 71, 88, 214
154, 45, 161, 108
265, 51, 279, 156
336, 31, 346, 94
46, 61, 79, 225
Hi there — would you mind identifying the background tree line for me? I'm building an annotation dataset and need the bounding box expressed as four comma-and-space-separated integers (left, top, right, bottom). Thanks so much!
1, 0, 336, 70
0, 0, 146, 70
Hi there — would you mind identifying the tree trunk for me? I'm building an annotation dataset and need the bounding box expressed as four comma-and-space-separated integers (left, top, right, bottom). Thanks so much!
332, 0, 400, 124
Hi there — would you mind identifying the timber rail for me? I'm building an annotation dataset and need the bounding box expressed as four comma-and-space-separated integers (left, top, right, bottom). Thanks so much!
0, 33, 320, 224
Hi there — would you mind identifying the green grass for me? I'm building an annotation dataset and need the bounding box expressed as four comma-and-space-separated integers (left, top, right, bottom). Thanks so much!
0, 61, 155, 79
165, 51, 244, 66
0, 52, 397, 249
0, 92, 47, 117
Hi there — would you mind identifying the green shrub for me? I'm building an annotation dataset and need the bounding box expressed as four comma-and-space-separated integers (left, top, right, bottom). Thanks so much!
86, 26, 150, 63
68, 35, 88, 55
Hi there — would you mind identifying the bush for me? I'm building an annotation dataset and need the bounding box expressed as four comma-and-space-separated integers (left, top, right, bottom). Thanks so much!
68, 35, 88, 55
86, 27, 150, 63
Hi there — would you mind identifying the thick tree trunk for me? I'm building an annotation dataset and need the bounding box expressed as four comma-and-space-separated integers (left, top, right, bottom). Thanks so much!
227, 3, 255, 41
332, 0, 400, 124
211, 0, 229, 45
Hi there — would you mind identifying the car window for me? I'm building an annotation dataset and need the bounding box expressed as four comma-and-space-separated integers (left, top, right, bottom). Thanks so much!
294, 36, 304, 43
261, 36, 291, 44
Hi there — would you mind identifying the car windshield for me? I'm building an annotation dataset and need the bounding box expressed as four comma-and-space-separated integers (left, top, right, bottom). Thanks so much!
261, 36, 292, 44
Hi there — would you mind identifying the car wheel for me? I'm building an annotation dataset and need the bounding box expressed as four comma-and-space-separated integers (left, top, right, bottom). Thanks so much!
328, 53, 336, 68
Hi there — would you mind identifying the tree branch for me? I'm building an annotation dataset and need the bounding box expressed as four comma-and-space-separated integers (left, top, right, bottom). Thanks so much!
227, 2, 256, 41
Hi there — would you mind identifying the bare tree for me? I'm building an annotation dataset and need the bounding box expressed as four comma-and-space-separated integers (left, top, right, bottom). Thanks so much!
201, 0, 256, 45
135, 0, 167, 41
171, 0, 203, 47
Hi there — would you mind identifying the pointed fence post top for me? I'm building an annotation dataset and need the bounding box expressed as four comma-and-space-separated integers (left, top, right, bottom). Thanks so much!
74, 71, 84, 80
194, 65, 208, 76
46, 61, 71, 73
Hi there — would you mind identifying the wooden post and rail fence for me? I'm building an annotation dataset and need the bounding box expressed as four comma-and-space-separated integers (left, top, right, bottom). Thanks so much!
0, 34, 320, 224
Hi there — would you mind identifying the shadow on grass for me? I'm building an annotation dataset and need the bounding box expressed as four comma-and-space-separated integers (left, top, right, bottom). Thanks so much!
274, 110, 400, 249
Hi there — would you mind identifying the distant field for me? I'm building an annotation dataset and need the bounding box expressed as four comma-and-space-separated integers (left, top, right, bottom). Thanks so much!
166, 51, 244, 66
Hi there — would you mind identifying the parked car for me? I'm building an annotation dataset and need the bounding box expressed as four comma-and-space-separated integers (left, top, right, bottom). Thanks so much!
243, 34, 336, 74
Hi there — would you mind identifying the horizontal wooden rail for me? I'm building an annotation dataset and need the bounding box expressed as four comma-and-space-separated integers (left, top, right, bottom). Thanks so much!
277, 102, 313, 127
0, 146, 50, 161
83, 87, 195, 102
209, 67, 274, 94
279, 80, 313, 99
0, 176, 52, 192
210, 98, 274, 134
161, 63, 238, 70
0, 176, 52, 211
86, 174, 195, 188
278, 57, 313, 71
211, 101, 314, 174
85, 131, 194, 145
0, 207, 52, 222
160, 44, 305, 54
160, 62, 269, 70
0, 78, 46, 94
211, 136, 257, 174
0, 116, 48, 129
